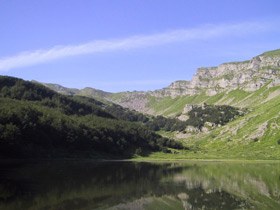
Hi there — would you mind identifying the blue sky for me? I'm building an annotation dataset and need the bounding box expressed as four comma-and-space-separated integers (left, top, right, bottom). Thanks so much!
1, 0, 280, 92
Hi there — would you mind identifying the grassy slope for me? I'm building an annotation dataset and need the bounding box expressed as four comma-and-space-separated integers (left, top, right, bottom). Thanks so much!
147, 88, 255, 117
137, 84, 280, 160
261, 48, 280, 57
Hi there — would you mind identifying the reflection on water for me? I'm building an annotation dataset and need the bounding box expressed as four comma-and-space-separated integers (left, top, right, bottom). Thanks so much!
0, 160, 279, 210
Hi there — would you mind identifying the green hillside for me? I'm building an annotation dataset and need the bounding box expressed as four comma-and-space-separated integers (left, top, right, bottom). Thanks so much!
0, 76, 183, 158
138, 84, 280, 160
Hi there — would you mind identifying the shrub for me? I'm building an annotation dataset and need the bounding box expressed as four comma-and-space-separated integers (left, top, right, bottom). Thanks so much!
253, 138, 259, 142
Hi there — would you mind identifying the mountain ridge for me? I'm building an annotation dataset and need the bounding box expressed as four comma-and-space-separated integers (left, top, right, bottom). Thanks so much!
35, 48, 280, 160
38, 48, 280, 115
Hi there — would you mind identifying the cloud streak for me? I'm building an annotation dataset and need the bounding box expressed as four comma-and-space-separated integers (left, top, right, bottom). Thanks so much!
0, 21, 273, 71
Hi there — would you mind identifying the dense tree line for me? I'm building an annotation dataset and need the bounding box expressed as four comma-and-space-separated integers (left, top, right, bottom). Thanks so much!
185, 104, 244, 129
0, 76, 183, 158
0, 76, 113, 118
74, 95, 149, 123
145, 104, 243, 132
146, 116, 186, 132
73, 95, 186, 132
135, 104, 243, 132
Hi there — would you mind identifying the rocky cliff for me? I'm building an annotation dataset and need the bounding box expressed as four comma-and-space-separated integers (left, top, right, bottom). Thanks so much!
152, 49, 280, 98
37, 49, 280, 115
109, 49, 280, 113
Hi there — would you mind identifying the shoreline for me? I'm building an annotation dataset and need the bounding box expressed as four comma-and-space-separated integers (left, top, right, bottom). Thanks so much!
1, 157, 280, 164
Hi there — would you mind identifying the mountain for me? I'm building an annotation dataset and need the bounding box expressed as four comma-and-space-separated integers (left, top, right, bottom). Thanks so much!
157, 49, 280, 96
134, 49, 280, 160
4, 48, 280, 160
40, 82, 112, 101
34, 48, 280, 160
36, 49, 280, 117
0, 76, 183, 158
109, 49, 280, 115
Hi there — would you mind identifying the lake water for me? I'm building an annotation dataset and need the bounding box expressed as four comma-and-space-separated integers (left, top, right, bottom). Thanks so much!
0, 160, 279, 210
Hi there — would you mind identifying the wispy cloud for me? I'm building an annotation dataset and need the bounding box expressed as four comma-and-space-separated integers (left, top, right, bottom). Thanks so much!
0, 21, 273, 71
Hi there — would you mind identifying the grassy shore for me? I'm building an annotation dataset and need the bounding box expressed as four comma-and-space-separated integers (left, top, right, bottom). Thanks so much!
132, 149, 280, 161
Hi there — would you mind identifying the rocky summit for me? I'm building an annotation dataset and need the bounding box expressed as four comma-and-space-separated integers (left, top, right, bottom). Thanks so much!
108, 49, 280, 113
39, 49, 280, 116
157, 50, 280, 97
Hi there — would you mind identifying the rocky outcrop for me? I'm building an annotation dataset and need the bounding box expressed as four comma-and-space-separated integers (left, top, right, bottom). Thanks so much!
151, 52, 280, 98
109, 92, 151, 113
106, 50, 280, 112
38, 49, 280, 114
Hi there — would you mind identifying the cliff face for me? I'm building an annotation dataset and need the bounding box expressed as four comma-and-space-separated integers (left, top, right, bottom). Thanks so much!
108, 49, 280, 113
109, 92, 151, 113
152, 53, 280, 98
39, 49, 280, 115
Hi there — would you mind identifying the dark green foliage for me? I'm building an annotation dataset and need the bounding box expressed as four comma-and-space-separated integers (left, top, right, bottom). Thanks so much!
277, 139, 280, 145
144, 104, 243, 132
146, 116, 186, 132
186, 103, 243, 130
0, 76, 51, 98
252, 138, 259, 142
74, 95, 149, 123
73, 94, 239, 134
0, 76, 114, 118
74, 95, 187, 132
0, 76, 183, 158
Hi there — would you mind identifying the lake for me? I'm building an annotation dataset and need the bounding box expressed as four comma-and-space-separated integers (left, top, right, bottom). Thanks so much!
0, 160, 279, 210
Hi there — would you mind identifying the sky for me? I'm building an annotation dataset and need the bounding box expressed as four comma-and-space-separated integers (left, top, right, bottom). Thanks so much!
1, 0, 280, 92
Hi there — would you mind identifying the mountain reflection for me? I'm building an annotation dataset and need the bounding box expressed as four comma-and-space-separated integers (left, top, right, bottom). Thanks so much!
0, 160, 279, 210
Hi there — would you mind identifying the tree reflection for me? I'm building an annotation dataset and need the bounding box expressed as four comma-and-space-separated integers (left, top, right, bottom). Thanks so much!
0, 160, 279, 210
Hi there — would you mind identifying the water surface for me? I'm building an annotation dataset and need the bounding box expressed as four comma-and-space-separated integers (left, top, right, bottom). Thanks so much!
0, 160, 279, 210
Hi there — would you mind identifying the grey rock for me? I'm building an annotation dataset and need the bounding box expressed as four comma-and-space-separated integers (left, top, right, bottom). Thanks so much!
155, 54, 280, 97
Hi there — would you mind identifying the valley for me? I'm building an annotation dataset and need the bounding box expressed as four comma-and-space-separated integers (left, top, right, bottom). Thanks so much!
36, 49, 280, 160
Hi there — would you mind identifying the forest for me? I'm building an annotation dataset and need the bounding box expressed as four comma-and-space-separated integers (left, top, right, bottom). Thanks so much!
0, 76, 183, 158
